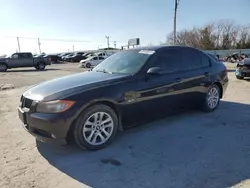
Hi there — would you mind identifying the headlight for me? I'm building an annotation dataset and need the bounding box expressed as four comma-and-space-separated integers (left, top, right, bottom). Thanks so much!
36, 100, 75, 113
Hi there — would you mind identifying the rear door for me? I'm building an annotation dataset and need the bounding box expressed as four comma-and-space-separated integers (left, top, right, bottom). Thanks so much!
91, 57, 99, 66
98, 57, 105, 64
176, 48, 212, 108
21, 53, 34, 67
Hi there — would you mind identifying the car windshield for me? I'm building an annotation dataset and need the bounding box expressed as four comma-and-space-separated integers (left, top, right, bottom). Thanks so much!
92, 50, 153, 74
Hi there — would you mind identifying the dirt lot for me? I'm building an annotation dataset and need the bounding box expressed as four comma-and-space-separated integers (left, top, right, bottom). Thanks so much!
0, 63, 250, 188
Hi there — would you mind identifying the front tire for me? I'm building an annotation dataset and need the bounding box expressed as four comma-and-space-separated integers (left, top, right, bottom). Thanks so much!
202, 84, 220, 112
73, 104, 118, 150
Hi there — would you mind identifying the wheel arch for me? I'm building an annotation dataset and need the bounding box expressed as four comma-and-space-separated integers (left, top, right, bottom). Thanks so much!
0, 62, 8, 68
66, 99, 123, 143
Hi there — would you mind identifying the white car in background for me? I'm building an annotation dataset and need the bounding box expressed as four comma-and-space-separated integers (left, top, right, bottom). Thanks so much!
79, 56, 105, 68
95, 52, 114, 59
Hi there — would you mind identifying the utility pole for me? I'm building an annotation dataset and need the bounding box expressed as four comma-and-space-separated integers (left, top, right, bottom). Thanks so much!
38, 38, 41, 54
17, 37, 21, 52
114, 41, 116, 48
72, 45, 74, 52
173, 0, 180, 45
105, 36, 110, 48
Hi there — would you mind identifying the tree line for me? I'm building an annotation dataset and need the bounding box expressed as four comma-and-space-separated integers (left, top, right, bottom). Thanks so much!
166, 20, 250, 50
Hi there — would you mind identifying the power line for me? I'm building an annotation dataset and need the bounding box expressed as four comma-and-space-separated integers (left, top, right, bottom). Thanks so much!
1, 36, 126, 43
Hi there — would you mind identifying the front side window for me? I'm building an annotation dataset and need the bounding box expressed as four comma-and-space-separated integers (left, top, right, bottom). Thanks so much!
93, 50, 153, 74
12, 54, 18, 58
154, 49, 181, 73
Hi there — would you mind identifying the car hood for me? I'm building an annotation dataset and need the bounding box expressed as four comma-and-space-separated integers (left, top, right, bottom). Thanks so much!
0, 57, 7, 61
23, 71, 129, 101
80, 59, 88, 63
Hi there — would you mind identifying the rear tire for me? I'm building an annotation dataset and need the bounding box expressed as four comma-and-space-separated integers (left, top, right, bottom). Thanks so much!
0, 63, 7, 72
202, 84, 220, 112
36, 62, 45, 71
73, 104, 118, 150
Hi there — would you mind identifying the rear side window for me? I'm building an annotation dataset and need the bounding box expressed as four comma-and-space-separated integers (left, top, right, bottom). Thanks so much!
20, 53, 32, 58
93, 57, 98, 60
181, 49, 202, 70
154, 49, 181, 73
201, 54, 211, 66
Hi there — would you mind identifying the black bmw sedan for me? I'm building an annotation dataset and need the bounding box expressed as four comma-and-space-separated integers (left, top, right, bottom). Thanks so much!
18, 46, 228, 150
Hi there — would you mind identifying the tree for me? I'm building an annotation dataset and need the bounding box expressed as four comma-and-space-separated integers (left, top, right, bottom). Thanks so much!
166, 20, 250, 50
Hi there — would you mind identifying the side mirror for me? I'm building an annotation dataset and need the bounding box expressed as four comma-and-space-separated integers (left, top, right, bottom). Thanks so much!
147, 67, 162, 75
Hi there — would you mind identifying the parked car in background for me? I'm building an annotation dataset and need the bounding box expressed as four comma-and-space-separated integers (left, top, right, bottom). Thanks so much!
235, 58, 250, 79
33, 53, 46, 58
95, 52, 114, 58
59, 53, 72, 60
0, 52, 51, 72
43, 54, 61, 63
75, 52, 86, 56
79, 56, 105, 68
65, 54, 87, 62
18, 46, 228, 150
58, 52, 71, 57
61, 53, 75, 61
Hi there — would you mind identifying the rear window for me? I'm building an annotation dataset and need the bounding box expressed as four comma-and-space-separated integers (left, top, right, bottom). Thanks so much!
207, 53, 219, 62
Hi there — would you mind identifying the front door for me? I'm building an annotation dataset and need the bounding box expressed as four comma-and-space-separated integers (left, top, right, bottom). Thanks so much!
7, 53, 20, 68
130, 48, 184, 123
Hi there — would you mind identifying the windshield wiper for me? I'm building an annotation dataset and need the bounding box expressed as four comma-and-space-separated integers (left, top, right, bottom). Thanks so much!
95, 69, 113, 74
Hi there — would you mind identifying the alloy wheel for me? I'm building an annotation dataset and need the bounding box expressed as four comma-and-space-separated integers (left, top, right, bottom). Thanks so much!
83, 112, 114, 146
207, 87, 219, 109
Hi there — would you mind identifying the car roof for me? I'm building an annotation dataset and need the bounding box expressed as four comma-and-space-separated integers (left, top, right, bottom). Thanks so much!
125, 45, 197, 52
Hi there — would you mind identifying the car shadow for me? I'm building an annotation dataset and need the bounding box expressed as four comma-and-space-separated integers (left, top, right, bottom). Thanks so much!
6, 68, 61, 72
36, 101, 250, 188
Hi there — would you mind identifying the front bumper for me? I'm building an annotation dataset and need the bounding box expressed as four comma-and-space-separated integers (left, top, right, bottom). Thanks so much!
18, 107, 70, 145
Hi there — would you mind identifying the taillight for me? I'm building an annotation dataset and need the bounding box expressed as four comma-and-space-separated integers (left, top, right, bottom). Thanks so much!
48, 58, 51, 62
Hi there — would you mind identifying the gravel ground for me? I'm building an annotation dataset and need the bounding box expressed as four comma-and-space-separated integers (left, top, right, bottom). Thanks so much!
0, 63, 250, 188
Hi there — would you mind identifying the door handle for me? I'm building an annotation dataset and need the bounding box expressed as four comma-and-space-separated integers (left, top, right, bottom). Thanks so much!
175, 78, 181, 82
